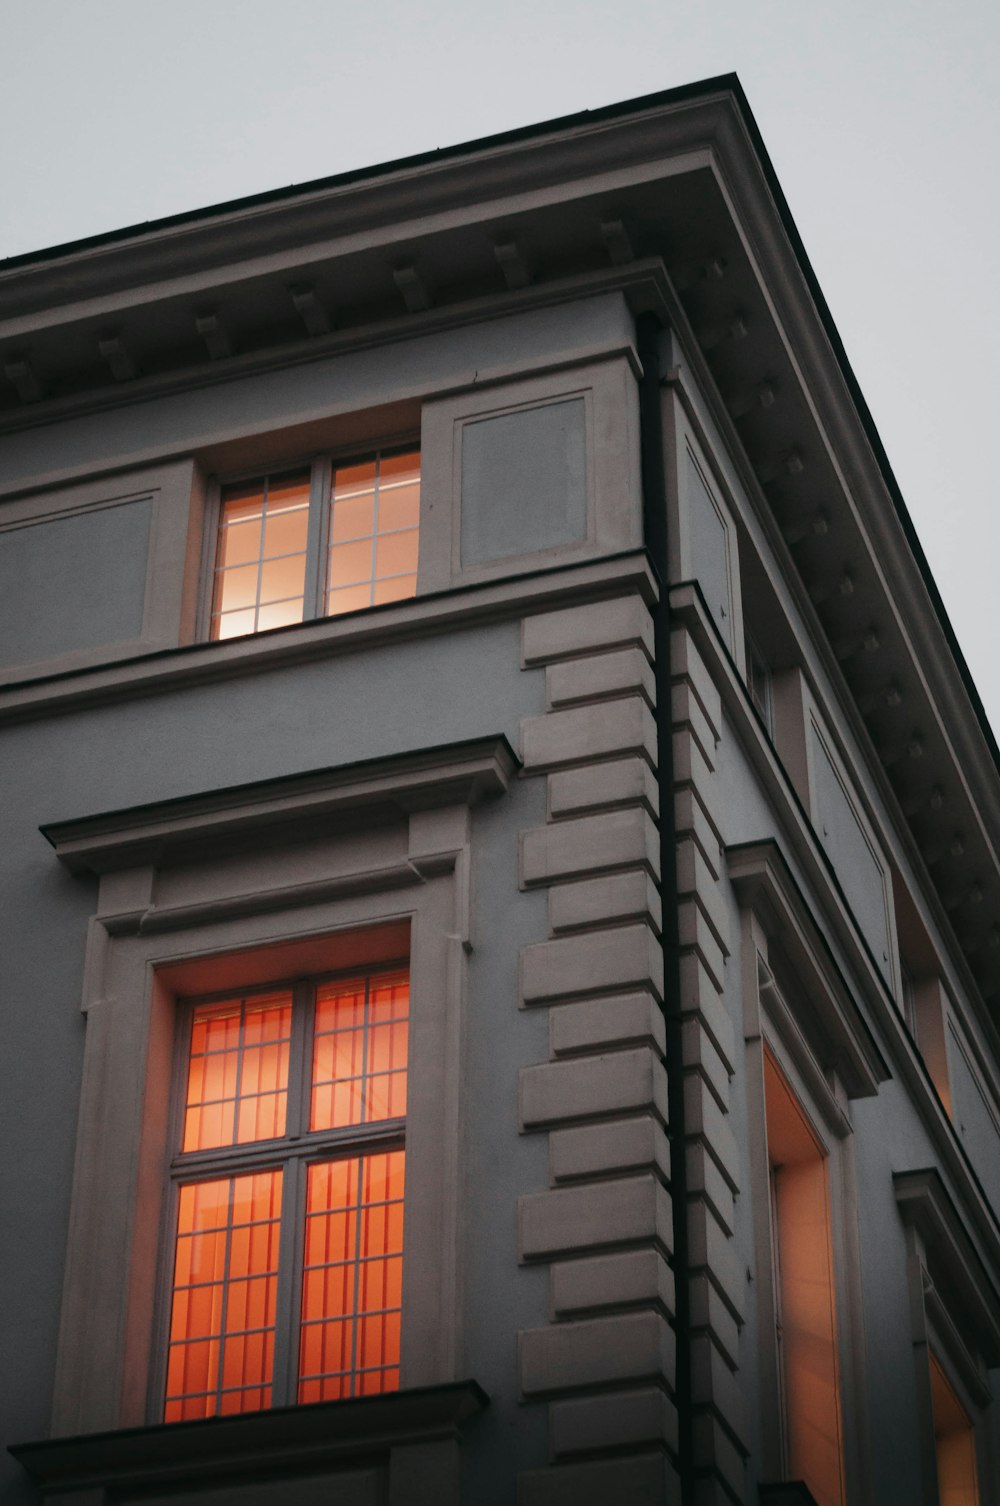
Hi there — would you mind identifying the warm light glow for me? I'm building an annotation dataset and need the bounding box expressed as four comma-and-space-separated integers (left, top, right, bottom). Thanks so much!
326, 451, 419, 616
311, 970, 409, 1130
298, 1150, 405, 1401
183, 994, 292, 1151
164, 1170, 282, 1420
764, 1051, 845, 1506
930, 1354, 980, 1506
166, 967, 408, 1419
211, 472, 310, 638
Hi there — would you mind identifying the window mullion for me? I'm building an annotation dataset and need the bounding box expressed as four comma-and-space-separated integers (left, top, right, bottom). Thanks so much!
302, 456, 330, 619
271, 1157, 305, 1406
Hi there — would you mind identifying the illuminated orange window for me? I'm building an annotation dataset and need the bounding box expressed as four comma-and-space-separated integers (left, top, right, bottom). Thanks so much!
208, 449, 419, 641
164, 967, 408, 1421
327, 451, 419, 615
930, 1353, 980, 1506
764, 1050, 845, 1506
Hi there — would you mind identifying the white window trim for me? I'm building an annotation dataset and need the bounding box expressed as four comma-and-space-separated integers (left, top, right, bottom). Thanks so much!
732, 842, 877, 1505
44, 736, 515, 1435
894, 1167, 1000, 1504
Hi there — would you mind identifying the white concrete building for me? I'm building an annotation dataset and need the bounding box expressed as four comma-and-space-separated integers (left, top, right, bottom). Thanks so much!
1, 75, 998, 1506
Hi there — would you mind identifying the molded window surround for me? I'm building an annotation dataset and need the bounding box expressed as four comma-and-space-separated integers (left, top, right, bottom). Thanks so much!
42, 736, 515, 1436
731, 841, 876, 1505
894, 1169, 1000, 1506
204, 448, 420, 641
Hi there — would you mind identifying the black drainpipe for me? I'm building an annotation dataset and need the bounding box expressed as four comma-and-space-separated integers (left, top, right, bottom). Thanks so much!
637, 312, 691, 1500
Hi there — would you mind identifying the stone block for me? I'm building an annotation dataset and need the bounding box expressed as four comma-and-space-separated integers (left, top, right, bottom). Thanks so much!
683, 1078, 740, 1191
547, 648, 655, 711
689, 1333, 748, 1451
520, 1046, 668, 1131
682, 1017, 731, 1112
549, 991, 665, 1057
549, 871, 662, 937
677, 900, 727, 994
677, 955, 735, 1073
521, 923, 663, 1006
689, 1272, 740, 1370
675, 838, 731, 954
522, 699, 657, 774
672, 730, 717, 813
686, 1199, 745, 1323
549, 1114, 671, 1185
550, 1246, 675, 1318
549, 757, 659, 820
521, 808, 659, 887
519, 1310, 675, 1395
523, 596, 654, 666
671, 680, 718, 769
685, 1143, 736, 1236
550, 1386, 678, 1458
691, 1411, 747, 1503
520, 1174, 671, 1261
673, 786, 722, 878
670, 628, 722, 738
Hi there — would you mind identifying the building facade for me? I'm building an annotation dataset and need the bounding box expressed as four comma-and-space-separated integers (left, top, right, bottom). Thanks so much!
1, 75, 999, 1506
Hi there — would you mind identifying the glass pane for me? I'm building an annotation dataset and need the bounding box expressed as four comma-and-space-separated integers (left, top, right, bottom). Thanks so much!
214, 562, 260, 615
256, 598, 304, 632
266, 473, 311, 513
326, 584, 373, 617
374, 530, 418, 580
373, 575, 416, 606
219, 518, 263, 569
297, 1150, 404, 1402
164, 1169, 282, 1421
330, 494, 375, 542
214, 607, 256, 641
263, 507, 309, 557
329, 540, 374, 589
310, 969, 409, 1131
377, 483, 419, 534
220, 484, 265, 524
182, 995, 292, 1152
332, 459, 377, 497
378, 451, 419, 486
259, 554, 307, 604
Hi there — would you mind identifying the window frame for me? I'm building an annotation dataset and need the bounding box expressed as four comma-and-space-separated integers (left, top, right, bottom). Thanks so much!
42, 737, 516, 1436
155, 961, 411, 1420
198, 440, 421, 642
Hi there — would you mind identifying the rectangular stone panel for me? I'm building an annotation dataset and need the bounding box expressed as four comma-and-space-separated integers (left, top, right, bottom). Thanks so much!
549, 991, 665, 1057
547, 648, 655, 711
549, 757, 659, 821
0, 498, 151, 668
550, 1386, 678, 1458
549, 871, 661, 937
461, 397, 587, 566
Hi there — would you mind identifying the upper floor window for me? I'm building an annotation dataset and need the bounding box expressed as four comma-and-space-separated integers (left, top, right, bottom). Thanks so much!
210, 449, 420, 640
164, 964, 409, 1420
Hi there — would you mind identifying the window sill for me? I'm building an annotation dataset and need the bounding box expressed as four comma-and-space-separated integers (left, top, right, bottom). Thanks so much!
11, 1381, 487, 1501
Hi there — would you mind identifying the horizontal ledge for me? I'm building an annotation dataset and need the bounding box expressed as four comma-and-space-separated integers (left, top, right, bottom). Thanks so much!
0, 551, 658, 726
727, 838, 888, 1098
10, 1379, 488, 1491
42, 735, 518, 875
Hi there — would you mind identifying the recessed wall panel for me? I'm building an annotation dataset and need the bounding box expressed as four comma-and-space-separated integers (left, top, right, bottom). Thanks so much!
0, 498, 151, 668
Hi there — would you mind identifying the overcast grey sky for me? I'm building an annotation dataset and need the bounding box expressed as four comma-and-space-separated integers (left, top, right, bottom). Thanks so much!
2, 0, 998, 734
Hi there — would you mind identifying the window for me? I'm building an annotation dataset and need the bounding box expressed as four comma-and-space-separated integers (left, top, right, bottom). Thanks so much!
929, 1352, 980, 1506
164, 965, 409, 1420
210, 448, 420, 639
762, 1048, 845, 1506
745, 630, 774, 737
